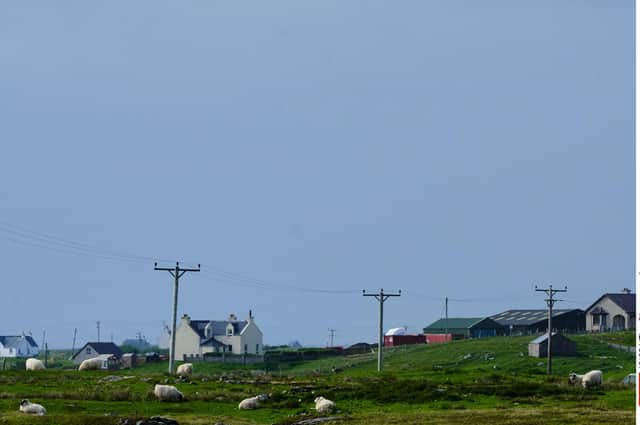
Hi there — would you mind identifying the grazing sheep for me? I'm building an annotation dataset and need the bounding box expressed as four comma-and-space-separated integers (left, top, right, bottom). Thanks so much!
19, 399, 46, 415
25, 358, 45, 371
569, 370, 603, 388
314, 396, 336, 414
78, 357, 103, 371
176, 363, 193, 377
238, 394, 268, 410
154, 384, 184, 402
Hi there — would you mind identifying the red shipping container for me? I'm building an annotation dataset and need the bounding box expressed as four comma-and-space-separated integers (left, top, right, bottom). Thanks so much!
423, 334, 452, 344
384, 335, 425, 347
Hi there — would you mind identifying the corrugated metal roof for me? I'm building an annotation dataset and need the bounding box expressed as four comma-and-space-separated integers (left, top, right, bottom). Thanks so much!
424, 318, 485, 329
490, 309, 579, 326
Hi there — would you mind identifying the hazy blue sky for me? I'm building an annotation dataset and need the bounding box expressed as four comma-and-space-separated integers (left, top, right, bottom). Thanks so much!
0, 1, 634, 348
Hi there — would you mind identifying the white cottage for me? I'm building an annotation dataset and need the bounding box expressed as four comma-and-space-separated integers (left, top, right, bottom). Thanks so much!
0, 335, 40, 358
586, 290, 635, 332
174, 311, 263, 360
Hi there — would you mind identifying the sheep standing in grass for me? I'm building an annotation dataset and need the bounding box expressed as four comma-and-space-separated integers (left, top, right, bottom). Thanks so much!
569, 370, 603, 388
25, 358, 45, 371
78, 357, 103, 371
314, 396, 336, 414
176, 363, 193, 377
19, 399, 46, 415
238, 394, 268, 410
154, 384, 184, 402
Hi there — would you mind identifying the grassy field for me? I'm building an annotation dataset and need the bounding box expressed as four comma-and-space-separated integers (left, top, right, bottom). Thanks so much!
0, 333, 634, 424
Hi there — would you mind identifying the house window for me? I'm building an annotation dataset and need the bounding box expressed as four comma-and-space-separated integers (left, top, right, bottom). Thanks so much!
256, 344, 260, 354
227, 345, 232, 352
86, 347, 92, 354
244, 344, 248, 354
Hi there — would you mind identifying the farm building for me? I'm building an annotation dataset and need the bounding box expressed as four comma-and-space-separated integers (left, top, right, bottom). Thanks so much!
71, 342, 123, 365
586, 290, 635, 332
121, 353, 137, 369
384, 334, 425, 347
423, 317, 505, 339
528, 333, 576, 357
490, 309, 585, 335
0, 335, 39, 358
424, 334, 452, 344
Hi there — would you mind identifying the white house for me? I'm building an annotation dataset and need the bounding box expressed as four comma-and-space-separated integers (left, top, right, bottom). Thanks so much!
586, 290, 635, 332
0, 335, 40, 358
175, 311, 263, 360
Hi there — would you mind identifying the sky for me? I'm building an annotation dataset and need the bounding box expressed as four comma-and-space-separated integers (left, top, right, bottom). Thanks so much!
0, 1, 634, 349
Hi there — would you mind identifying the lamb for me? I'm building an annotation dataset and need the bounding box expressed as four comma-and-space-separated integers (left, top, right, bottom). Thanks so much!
314, 396, 336, 414
78, 357, 103, 371
238, 394, 268, 410
19, 399, 46, 415
25, 358, 45, 371
154, 384, 184, 402
569, 370, 603, 388
176, 363, 193, 377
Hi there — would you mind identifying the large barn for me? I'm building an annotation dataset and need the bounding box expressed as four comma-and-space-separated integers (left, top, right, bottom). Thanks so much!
423, 317, 505, 339
490, 309, 585, 335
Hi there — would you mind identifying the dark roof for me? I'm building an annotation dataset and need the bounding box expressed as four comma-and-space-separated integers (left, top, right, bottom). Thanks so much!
529, 332, 574, 344
0, 335, 38, 348
72, 342, 123, 360
200, 337, 226, 347
490, 309, 582, 326
586, 293, 635, 314
424, 317, 503, 330
189, 320, 248, 339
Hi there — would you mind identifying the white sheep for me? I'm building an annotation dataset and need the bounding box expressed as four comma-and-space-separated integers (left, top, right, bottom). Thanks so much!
314, 396, 336, 414
238, 394, 268, 410
154, 384, 184, 402
176, 363, 193, 377
569, 370, 603, 388
78, 357, 103, 371
25, 358, 45, 371
19, 399, 46, 415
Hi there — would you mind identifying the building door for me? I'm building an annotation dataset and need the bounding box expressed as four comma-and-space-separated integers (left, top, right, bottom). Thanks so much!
612, 315, 626, 331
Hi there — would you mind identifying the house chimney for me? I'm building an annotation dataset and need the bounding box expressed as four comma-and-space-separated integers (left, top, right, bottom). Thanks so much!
248, 309, 253, 321
181, 314, 191, 325
228, 313, 237, 322
622, 288, 632, 294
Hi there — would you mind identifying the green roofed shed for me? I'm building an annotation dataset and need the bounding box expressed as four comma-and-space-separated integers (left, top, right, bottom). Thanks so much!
423, 317, 506, 339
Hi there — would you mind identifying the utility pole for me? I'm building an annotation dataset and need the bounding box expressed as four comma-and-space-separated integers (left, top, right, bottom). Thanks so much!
328, 328, 336, 347
96, 321, 101, 342
535, 284, 567, 375
70, 328, 77, 360
362, 288, 401, 372
445, 297, 449, 335
155, 261, 200, 374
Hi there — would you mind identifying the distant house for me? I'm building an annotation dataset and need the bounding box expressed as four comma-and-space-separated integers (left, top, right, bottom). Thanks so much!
528, 333, 576, 358
0, 335, 39, 358
490, 309, 585, 335
175, 311, 263, 360
423, 317, 505, 339
121, 336, 152, 351
71, 342, 123, 365
586, 291, 635, 332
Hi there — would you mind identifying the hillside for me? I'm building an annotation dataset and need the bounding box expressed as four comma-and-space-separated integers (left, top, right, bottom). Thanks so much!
0, 333, 634, 425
